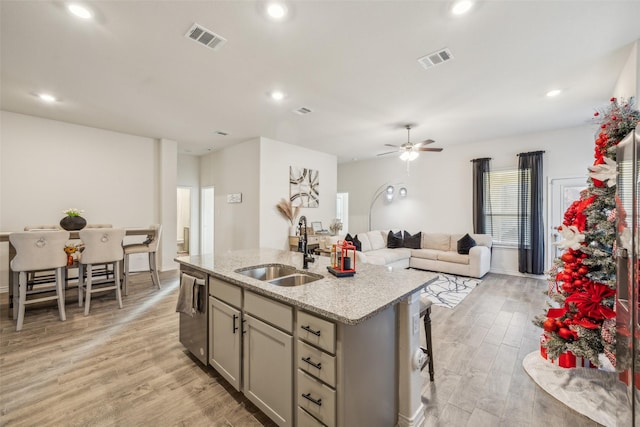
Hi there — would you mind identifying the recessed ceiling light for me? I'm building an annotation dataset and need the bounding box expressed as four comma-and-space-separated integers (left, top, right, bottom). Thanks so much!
67, 3, 93, 19
270, 90, 285, 101
546, 89, 562, 97
38, 93, 57, 103
451, 0, 473, 15
266, 3, 288, 19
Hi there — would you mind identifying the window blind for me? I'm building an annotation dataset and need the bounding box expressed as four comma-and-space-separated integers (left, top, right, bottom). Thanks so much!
484, 169, 530, 246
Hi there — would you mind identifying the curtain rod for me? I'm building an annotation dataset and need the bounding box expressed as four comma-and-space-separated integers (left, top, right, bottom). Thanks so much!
470, 157, 492, 162
517, 151, 545, 156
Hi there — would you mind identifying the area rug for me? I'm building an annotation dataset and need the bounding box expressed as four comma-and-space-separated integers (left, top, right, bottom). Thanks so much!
421, 274, 481, 309
523, 352, 625, 427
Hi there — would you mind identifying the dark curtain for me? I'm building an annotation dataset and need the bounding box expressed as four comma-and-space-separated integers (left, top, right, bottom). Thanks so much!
518, 151, 545, 274
472, 158, 491, 234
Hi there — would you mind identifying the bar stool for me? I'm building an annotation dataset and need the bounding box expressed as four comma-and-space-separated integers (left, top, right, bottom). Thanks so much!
420, 294, 434, 381
122, 224, 162, 295
9, 230, 70, 331
23, 225, 63, 286
78, 228, 125, 315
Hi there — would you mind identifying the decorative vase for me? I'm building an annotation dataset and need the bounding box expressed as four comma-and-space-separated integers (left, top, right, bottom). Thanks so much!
289, 225, 298, 236
60, 215, 87, 231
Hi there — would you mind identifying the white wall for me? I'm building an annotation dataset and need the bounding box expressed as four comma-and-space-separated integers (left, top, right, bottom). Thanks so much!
338, 124, 597, 276
258, 137, 338, 250
0, 111, 177, 291
613, 41, 639, 101
177, 154, 201, 255
200, 139, 261, 253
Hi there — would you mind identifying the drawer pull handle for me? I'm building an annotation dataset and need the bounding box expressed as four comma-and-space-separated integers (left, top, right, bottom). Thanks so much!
302, 392, 322, 407
302, 357, 322, 370
301, 325, 321, 337
232, 314, 239, 334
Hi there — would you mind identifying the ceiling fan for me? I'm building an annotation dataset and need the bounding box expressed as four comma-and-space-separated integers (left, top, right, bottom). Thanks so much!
377, 125, 443, 161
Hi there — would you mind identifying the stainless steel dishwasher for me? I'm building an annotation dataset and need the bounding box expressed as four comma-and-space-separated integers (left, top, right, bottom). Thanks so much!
178, 266, 208, 365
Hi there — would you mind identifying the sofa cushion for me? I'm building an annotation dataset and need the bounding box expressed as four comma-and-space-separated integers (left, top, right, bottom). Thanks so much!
423, 233, 450, 251
403, 231, 421, 249
368, 248, 411, 265
387, 230, 404, 248
410, 248, 440, 260
357, 233, 372, 252
457, 233, 476, 255
367, 230, 387, 251
437, 251, 470, 265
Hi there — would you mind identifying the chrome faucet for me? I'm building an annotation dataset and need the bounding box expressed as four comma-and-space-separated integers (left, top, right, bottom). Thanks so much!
298, 215, 315, 269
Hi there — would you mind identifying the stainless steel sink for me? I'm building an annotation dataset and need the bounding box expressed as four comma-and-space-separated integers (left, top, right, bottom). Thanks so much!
235, 264, 297, 281
268, 272, 323, 287
235, 264, 323, 286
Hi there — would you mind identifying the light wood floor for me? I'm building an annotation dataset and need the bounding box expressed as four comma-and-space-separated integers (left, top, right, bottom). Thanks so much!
0, 272, 601, 426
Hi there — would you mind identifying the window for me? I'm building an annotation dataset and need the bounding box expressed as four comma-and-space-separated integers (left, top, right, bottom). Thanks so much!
484, 169, 530, 246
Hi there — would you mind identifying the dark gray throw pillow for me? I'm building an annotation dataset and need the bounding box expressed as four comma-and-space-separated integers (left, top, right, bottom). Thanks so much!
457, 233, 476, 254
387, 230, 404, 248
345, 233, 362, 251
403, 231, 421, 249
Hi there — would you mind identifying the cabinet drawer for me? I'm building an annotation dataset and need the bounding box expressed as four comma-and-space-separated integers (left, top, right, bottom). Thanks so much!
297, 340, 336, 388
210, 277, 242, 308
298, 311, 336, 354
297, 407, 326, 427
245, 291, 293, 333
297, 370, 336, 427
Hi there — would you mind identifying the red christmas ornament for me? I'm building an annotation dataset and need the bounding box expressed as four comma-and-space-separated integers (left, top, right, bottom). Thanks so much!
543, 318, 559, 332
558, 327, 574, 341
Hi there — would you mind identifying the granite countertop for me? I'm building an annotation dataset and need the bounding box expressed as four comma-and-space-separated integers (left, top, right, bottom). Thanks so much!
175, 249, 437, 325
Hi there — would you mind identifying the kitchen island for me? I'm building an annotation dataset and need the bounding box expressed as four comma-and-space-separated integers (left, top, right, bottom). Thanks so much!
176, 249, 436, 427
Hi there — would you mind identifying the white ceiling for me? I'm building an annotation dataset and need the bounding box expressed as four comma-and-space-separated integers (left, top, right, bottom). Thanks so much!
1, 1, 640, 162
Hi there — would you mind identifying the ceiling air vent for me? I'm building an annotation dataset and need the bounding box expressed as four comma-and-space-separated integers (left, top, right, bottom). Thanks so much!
215, 130, 228, 136
418, 48, 453, 70
185, 23, 227, 51
293, 107, 313, 115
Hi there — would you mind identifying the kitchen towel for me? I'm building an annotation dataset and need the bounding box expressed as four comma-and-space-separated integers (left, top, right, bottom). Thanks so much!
176, 273, 196, 316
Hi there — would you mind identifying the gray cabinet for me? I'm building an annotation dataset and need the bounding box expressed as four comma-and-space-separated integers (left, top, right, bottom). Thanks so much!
208, 296, 241, 391
243, 313, 293, 426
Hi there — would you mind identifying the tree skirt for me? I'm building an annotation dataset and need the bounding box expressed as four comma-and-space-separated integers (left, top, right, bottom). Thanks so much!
523, 352, 625, 427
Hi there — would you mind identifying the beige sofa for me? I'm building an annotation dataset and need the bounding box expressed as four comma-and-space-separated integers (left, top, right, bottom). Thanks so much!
354, 230, 492, 278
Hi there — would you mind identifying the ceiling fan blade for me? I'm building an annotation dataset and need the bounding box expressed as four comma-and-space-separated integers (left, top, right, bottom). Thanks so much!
384, 144, 399, 148
421, 139, 435, 145
377, 151, 398, 156
416, 147, 443, 152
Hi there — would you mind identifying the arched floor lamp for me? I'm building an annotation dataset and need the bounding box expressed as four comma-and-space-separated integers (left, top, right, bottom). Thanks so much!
368, 183, 407, 231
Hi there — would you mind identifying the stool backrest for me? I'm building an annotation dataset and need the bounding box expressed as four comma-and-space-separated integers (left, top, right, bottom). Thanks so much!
146, 224, 162, 252
10, 231, 69, 272
79, 228, 125, 264
86, 224, 113, 229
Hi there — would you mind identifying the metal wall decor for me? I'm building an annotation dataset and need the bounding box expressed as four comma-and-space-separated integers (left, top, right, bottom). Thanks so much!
290, 166, 319, 208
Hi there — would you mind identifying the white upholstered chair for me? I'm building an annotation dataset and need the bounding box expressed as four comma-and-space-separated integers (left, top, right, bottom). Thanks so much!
23, 225, 64, 286
78, 228, 125, 315
122, 224, 162, 295
10, 230, 69, 331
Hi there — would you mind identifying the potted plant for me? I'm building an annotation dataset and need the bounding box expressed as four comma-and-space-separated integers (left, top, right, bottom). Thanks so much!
276, 198, 300, 236
60, 208, 87, 231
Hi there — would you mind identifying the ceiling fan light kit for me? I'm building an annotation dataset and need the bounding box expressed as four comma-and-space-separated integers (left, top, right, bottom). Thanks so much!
378, 125, 443, 161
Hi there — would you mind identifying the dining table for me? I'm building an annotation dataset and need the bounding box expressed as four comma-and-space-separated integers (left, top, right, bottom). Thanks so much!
0, 227, 156, 319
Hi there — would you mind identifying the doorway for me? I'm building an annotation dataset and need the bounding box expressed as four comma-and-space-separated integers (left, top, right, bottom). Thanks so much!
177, 187, 191, 255
202, 186, 215, 255
547, 176, 587, 269
336, 192, 349, 234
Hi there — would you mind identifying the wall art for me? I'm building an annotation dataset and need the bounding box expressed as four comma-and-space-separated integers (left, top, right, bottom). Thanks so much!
290, 166, 319, 208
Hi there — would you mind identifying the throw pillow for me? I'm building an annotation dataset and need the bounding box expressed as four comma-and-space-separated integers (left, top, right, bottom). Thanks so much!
457, 233, 476, 255
353, 235, 362, 252
387, 230, 404, 249
344, 233, 362, 251
403, 231, 422, 249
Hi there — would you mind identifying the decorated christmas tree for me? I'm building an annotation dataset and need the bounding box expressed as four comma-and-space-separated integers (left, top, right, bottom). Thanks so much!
534, 97, 640, 368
